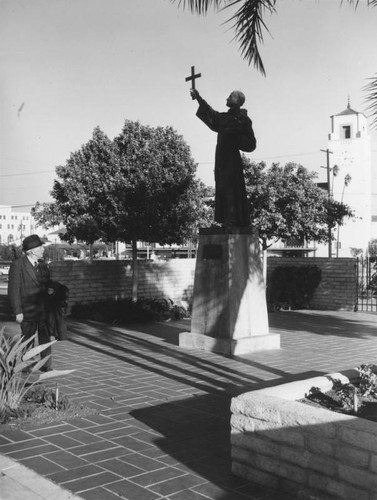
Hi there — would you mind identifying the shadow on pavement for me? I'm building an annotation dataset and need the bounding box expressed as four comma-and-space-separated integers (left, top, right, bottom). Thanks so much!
129, 393, 295, 499
68, 320, 324, 397
268, 311, 377, 339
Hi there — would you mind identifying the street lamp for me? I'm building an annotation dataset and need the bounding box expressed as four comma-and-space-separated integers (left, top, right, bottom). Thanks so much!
336, 174, 352, 258
331, 164, 339, 194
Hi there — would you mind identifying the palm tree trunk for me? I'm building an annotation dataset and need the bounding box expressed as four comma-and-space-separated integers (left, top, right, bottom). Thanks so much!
132, 239, 138, 302
262, 247, 267, 283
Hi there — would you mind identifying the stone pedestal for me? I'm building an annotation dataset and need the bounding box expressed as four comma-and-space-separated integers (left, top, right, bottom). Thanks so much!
179, 227, 280, 355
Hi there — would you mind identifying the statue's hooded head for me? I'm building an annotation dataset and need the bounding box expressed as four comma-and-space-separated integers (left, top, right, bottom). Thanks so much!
226, 90, 246, 108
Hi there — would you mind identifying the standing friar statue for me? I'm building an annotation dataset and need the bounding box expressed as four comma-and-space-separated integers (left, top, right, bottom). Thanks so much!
180, 66, 279, 356
190, 87, 256, 228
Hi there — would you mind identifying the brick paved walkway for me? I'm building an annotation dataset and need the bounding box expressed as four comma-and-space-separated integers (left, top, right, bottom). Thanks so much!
1, 310, 377, 500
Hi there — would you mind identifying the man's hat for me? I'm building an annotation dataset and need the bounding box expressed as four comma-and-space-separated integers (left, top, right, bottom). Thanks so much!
22, 234, 44, 252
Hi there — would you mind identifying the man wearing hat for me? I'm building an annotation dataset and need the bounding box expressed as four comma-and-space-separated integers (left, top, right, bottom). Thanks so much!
8, 234, 53, 371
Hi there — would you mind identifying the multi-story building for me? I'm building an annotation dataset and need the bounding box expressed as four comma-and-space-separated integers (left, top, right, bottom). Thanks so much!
326, 99, 373, 257
0, 206, 36, 246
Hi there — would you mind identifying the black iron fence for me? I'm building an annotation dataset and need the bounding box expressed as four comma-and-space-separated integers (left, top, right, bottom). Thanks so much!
356, 257, 377, 312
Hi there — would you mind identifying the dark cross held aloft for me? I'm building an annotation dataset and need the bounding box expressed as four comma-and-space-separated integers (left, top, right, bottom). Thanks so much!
185, 66, 201, 99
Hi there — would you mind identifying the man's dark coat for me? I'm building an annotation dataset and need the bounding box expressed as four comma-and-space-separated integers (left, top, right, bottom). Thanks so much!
8, 255, 50, 321
8, 255, 68, 340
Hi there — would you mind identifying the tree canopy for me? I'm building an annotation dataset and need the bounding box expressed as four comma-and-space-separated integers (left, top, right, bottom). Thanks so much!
243, 159, 354, 250
111, 121, 210, 245
32, 123, 210, 247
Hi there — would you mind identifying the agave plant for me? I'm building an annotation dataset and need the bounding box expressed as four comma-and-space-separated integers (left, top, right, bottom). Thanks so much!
0, 327, 74, 415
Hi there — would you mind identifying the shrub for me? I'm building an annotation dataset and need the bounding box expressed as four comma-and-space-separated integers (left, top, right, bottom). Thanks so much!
0, 384, 72, 424
357, 364, 377, 397
332, 379, 357, 411
24, 384, 71, 411
267, 265, 322, 310
71, 297, 189, 324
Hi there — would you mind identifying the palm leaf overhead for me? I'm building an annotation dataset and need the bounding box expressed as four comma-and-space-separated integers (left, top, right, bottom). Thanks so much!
364, 74, 377, 128
226, 0, 277, 76
344, 0, 377, 7
174, 0, 222, 14
173, 0, 377, 126
173, 0, 277, 75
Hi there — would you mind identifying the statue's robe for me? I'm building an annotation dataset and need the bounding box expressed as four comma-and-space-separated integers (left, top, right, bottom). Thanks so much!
196, 100, 256, 227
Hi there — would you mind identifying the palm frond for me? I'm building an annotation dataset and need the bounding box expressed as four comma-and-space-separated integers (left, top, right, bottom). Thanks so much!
224, 0, 277, 75
171, 0, 226, 15
173, 0, 376, 77
341, 0, 377, 7
363, 74, 377, 129
172, 0, 277, 74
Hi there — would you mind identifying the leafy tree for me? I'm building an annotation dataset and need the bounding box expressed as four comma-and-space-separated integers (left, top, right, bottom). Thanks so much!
243, 159, 354, 250
350, 247, 363, 257
33, 127, 117, 247
0, 244, 19, 261
368, 239, 377, 258
111, 121, 209, 245
172, 0, 377, 126
33, 123, 210, 299
109, 120, 210, 298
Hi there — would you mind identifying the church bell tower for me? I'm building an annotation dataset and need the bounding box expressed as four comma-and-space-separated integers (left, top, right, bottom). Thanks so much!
328, 99, 372, 256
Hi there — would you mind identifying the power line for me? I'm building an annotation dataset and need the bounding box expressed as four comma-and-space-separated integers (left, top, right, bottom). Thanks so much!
0, 170, 55, 177
0, 150, 327, 176
197, 151, 321, 164
253, 151, 320, 161
2, 152, 376, 179
1, 204, 37, 209
2, 148, 376, 177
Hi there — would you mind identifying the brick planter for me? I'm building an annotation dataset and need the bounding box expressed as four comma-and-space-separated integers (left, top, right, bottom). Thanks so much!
231, 369, 377, 499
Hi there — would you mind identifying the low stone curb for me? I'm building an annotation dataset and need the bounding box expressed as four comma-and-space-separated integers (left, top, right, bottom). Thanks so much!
0, 454, 83, 500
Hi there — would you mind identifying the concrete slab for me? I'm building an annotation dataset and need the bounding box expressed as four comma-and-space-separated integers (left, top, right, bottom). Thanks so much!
0, 455, 83, 500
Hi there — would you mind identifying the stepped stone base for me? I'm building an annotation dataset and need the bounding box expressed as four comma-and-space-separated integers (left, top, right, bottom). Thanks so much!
179, 227, 280, 355
179, 331, 280, 356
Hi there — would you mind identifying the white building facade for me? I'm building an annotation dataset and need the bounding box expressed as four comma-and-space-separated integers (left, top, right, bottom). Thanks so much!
325, 101, 373, 257
0, 205, 36, 246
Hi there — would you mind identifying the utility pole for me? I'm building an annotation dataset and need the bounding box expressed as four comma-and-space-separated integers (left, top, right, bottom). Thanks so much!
336, 174, 352, 258
320, 148, 333, 258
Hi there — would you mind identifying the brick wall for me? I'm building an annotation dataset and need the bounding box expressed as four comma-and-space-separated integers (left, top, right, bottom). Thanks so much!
49, 257, 357, 313
267, 257, 357, 311
49, 259, 196, 312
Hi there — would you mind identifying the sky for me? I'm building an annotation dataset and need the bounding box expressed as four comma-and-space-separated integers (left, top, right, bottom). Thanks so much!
1, 0, 377, 211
